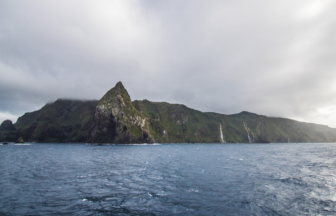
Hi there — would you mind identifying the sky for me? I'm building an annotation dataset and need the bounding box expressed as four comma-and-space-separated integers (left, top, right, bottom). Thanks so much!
0, 0, 336, 127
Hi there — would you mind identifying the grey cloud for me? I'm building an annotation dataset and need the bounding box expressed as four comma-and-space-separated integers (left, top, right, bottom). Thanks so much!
1, 0, 336, 127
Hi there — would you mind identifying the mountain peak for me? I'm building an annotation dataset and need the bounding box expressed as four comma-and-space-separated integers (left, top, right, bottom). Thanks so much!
115, 81, 124, 88
88, 81, 152, 143
98, 82, 131, 107
4, 81, 336, 144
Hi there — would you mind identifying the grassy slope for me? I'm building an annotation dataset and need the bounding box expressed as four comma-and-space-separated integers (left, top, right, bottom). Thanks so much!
11, 82, 336, 143
226, 111, 336, 143
133, 101, 336, 143
15, 99, 98, 142
133, 100, 226, 143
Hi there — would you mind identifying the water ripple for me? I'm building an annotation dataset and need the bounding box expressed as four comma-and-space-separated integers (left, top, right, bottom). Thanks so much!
1, 143, 336, 215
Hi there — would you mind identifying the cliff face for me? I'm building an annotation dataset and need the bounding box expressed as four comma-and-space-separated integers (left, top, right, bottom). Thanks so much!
132, 101, 336, 143
88, 82, 153, 143
3, 81, 336, 144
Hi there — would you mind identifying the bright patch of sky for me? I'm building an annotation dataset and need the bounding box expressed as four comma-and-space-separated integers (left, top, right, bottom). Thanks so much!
0, 0, 336, 127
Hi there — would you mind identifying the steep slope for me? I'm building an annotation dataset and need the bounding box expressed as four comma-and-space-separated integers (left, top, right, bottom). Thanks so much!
3, 81, 336, 144
88, 82, 153, 143
132, 101, 271, 143
132, 99, 336, 143
15, 99, 98, 142
132, 100, 225, 143
221, 111, 336, 143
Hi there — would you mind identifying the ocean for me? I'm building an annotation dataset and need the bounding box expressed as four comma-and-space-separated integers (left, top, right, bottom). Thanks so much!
1, 143, 336, 215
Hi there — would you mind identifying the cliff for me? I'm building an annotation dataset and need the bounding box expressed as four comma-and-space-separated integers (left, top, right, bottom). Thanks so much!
88, 82, 152, 143
1, 81, 336, 144
132, 101, 336, 143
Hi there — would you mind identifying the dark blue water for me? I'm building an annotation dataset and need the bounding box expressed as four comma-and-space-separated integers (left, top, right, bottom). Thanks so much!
1, 143, 336, 215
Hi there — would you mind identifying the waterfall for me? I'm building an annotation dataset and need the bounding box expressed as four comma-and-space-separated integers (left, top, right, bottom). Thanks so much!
243, 122, 252, 143
220, 124, 226, 143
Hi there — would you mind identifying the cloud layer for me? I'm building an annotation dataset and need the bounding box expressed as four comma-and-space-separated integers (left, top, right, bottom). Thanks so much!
1, 0, 336, 127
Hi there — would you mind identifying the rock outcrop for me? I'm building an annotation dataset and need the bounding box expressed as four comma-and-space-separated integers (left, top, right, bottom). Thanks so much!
88, 82, 153, 143
0, 120, 16, 131
0, 120, 21, 142
15, 137, 25, 143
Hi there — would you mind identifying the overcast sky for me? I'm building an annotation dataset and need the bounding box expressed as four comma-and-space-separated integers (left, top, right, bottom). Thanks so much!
1, 0, 336, 127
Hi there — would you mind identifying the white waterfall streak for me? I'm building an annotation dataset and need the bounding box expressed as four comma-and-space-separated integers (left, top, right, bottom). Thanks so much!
220, 124, 226, 143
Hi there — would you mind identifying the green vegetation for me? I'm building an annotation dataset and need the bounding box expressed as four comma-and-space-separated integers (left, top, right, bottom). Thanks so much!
14, 99, 98, 142
2, 81, 336, 144
132, 101, 336, 143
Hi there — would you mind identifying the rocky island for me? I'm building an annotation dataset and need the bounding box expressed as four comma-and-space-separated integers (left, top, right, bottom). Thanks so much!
1, 82, 336, 144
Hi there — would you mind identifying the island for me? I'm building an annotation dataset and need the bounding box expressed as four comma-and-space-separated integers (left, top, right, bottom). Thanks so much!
1, 82, 336, 144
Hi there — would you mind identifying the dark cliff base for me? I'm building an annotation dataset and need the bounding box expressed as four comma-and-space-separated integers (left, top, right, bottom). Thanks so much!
2, 82, 336, 144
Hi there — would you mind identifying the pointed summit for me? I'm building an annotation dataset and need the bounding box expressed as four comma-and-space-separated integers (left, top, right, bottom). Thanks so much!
115, 81, 124, 88
97, 81, 132, 118
88, 82, 153, 144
